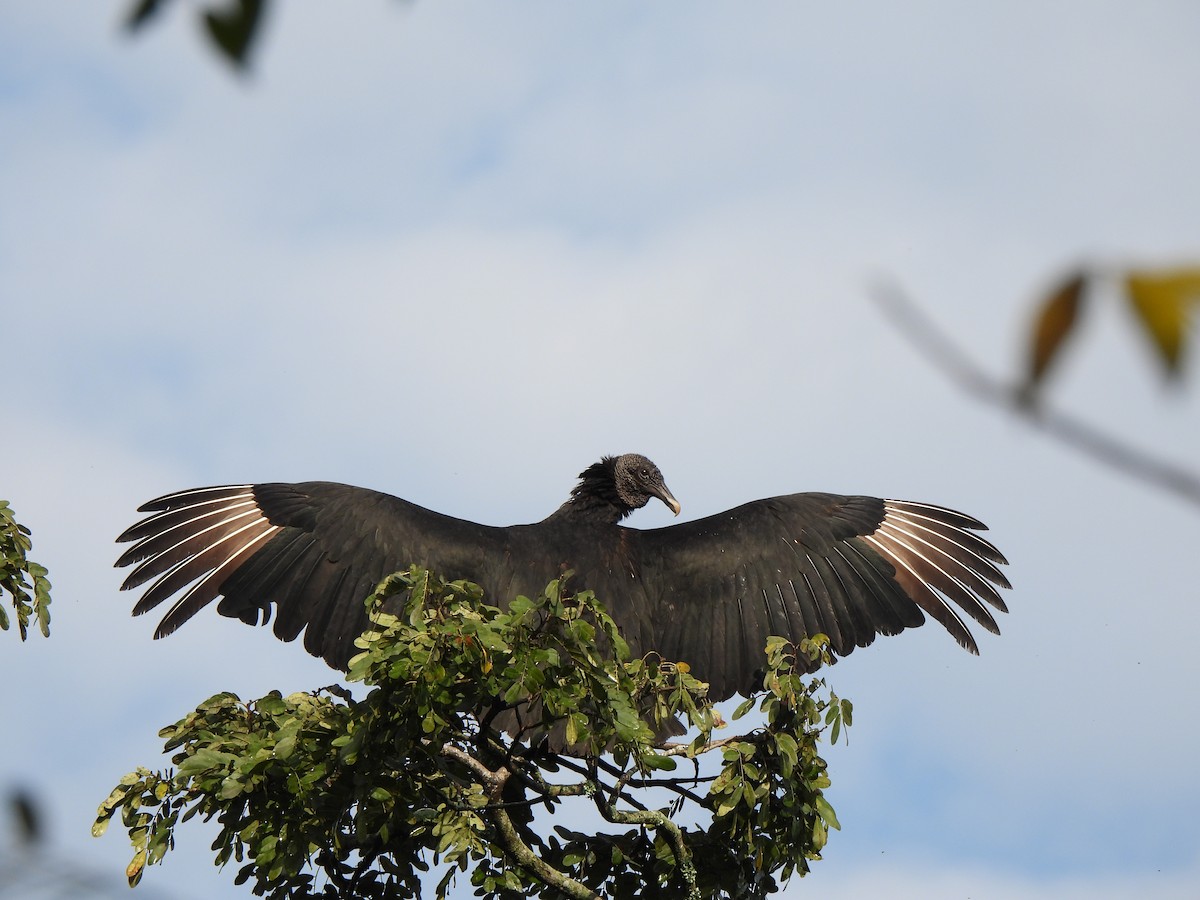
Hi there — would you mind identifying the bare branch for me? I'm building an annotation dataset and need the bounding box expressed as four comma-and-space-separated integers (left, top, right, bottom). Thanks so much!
871, 281, 1200, 510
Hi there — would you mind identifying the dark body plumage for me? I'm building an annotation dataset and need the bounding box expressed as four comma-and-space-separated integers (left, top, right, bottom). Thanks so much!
117, 454, 1010, 701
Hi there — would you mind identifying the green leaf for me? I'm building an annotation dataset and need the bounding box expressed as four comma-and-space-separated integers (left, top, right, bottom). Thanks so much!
176, 748, 237, 777
217, 777, 244, 800
732, 696, 757, 720
565, 714, 579, 747
274, 729, 298, 761
640, 753, 678, 772
815, 795, 841, 831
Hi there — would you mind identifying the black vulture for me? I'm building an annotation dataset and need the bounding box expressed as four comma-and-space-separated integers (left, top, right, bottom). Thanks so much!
116, 454, 1009, 702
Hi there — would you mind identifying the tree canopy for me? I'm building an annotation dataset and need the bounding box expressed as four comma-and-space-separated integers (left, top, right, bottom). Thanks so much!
95, 567, 850, 899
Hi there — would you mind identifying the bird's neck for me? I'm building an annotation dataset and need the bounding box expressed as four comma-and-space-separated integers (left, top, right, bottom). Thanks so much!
543, 493, 632, 525
541, 459, 635, 525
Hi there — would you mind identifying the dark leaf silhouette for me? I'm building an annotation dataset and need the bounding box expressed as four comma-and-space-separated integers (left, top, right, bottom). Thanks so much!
125, 0, 169, 31
202, 0, 267, 69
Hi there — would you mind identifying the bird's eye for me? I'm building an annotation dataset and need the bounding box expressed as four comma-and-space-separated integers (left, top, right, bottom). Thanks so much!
641, 468, 650, 478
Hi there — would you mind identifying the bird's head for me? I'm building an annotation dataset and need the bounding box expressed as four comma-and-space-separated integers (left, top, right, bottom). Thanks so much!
612, 454, 681, 517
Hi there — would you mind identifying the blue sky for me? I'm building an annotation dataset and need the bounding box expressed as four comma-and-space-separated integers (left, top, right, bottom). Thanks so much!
2, 2, 1199, 897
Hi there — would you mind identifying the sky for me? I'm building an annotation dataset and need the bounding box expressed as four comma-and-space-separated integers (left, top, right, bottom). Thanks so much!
2, 2, 1199, 897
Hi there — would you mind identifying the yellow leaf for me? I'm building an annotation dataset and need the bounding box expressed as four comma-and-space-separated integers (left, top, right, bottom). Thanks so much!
1126, 267, 1200, 376
126, 850, 146, 886
1026, 270, 1086, 389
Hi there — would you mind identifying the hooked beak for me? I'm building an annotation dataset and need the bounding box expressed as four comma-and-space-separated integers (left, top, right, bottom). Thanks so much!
653, 484, 681, 517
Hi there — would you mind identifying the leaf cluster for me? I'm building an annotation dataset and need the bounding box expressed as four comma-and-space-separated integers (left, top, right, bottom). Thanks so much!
0, 500, 51, 639
126, 0, 267, 71
1024, 264, 1200, 394
96, 568, 849, 899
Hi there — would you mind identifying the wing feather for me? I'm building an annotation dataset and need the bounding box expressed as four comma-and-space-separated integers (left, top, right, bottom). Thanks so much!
628, 492, 1009, 699
117, 481, 511, 668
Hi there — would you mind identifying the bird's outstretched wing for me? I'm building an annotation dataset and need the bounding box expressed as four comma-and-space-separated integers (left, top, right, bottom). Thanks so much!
117, 481, 1010, 704
627, 493, 1010, 700
116, 482, 510, 668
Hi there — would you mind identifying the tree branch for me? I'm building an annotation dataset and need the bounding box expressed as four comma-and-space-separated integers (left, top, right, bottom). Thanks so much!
871, 281, 1200, 510
592, 795, 699, 899
439, 744, 601, 900
661, 735, 746, 757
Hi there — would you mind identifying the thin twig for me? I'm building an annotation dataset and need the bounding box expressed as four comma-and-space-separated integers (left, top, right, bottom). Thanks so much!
871, 281, 1200, 510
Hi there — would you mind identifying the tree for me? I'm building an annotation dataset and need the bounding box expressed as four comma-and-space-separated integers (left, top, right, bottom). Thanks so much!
95, 567, 850, 899
0, 500, 51, 640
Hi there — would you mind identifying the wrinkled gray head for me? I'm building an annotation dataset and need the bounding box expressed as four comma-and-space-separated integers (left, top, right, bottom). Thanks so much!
553, 454, 682, 524
611, 454, 681, 516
